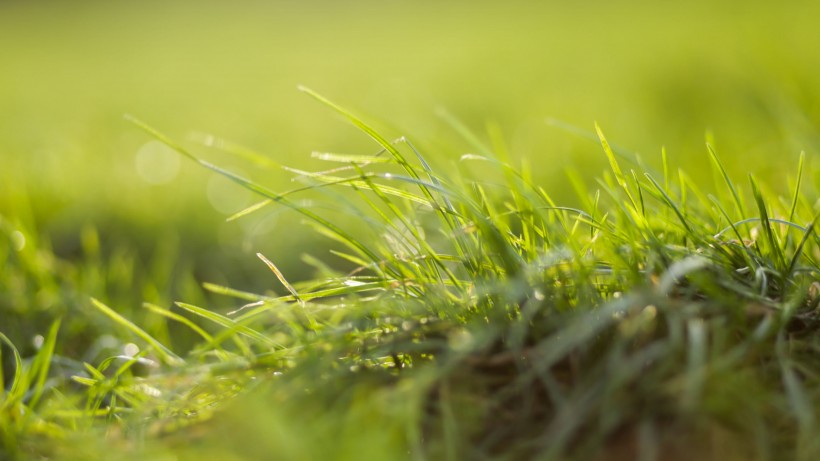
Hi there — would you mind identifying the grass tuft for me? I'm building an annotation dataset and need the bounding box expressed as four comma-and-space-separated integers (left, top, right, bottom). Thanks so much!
3, 94, 820, 460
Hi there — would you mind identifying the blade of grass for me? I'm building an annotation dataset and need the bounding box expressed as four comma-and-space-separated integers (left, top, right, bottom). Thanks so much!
175, 302, 282, 349
126, 115, 391, 277
311, 151, 392, 164
785, 212, 820, 276
257, 252, 303, 304
143, 303, 216, 344
28, 318, 61, 408
90, 298, 183, 366
597, 123, 639, 212
644, 173, 692, 235
787, 151, 805, 223
298, 86, 421, 181
0, 332, 24, 411
192, 132, 282, 169
749, 175, 786, 272
707, 143, 745, 218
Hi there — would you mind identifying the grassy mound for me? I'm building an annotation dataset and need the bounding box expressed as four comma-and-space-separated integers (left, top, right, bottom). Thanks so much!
3, 92, 820, 460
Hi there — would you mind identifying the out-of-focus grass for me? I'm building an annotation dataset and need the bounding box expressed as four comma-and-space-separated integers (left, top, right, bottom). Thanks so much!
3, 2, 820, 268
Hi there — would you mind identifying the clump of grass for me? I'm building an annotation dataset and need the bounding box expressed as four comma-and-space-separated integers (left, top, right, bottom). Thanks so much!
4, 90, 820, 460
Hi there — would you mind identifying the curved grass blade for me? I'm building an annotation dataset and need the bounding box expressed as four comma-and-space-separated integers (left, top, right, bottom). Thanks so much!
202, 282, 274, 302
437, 107, 493, 156
644, 173, 692, 234
175, 302, 282, 349
192, 132, 282, 169
0, 332, 24, 411
285, 168, 435, 208
257, 252, 303, 304
785, 212, 820, 276
749, 175, 786, 271
311, 151, 392, 164
143, 303, 216, 344
90, 298, 183, 366
714, 217, 809, 237
298, 86, 417, 175
126, 115, 387, 274
707, 143, 745, 218
28, 318, 61, 408
788, 151, 805, 223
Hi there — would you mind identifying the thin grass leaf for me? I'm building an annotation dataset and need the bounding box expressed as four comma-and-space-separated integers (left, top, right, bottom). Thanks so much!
227, 199, 272, 222
192, 132, 282, 168
546, 118, 655, 173
788, 151, 805, 223
596, 123, 627, 188
0, 332, 23, 411
438, 107, 494, 156
644, 173, 692, 234
285, 167, 435, 208
662, 146, 669, 191
749, 175, 786, 271
90, 298, 183, 366
257, 252, 303, 304
233, 281, 394, 321
707, 143, 745, 218
785, 212, 820, 276
399, 137, 456, 212
143, 303, 216, 344
631, 169, 645, 217
709, 195, 745, 243
311, 151, 392, 164
202, 282, 274, 302
175, 302, 282, 349
28, 318, 61, 408
298, 86, 422, 181
127, 115, 388, 273
714, 218, 809, 238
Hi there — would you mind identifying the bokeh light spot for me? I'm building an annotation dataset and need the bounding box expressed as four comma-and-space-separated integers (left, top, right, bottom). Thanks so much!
124, 343, 140, 357
11, 230, 26, 251
207, 172, 252, 215
135, 141, 181, 185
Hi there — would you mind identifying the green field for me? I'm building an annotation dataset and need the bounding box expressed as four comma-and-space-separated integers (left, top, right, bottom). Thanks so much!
3, 1, 820, 459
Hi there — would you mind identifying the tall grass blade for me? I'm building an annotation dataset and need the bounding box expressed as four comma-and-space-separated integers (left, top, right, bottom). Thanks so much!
788, 151, 805, 223
90, 298, 183, 366
785, 212, 820, 276
749, 175, 786, 271
644, 173, 692, 234
257, 252, 303, 304
143, 303, 216, 344
126, 115, 386, 272
0, 332, 23, 411
28, 318, 61, 408
175, 302, 282, 349
707, 143, 745, 218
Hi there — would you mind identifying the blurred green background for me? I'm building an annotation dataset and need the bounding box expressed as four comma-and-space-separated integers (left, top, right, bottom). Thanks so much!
2, 0, 820, 347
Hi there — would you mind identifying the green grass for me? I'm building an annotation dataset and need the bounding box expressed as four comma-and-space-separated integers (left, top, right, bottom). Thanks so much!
4, 90, 820, 460
4, 4, 820, 458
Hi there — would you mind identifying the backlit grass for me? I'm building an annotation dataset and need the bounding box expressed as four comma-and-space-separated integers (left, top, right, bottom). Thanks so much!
4, 91, 820, 460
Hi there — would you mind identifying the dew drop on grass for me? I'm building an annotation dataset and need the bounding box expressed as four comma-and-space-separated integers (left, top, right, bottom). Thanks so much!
32, 334, 44, 349
135, 140, 181, 185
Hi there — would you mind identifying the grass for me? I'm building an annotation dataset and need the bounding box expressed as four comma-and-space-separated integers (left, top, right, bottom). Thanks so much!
4, 90, 820, 460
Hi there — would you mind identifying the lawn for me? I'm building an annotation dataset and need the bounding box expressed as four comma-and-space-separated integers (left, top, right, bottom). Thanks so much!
3, 1, 820, 460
